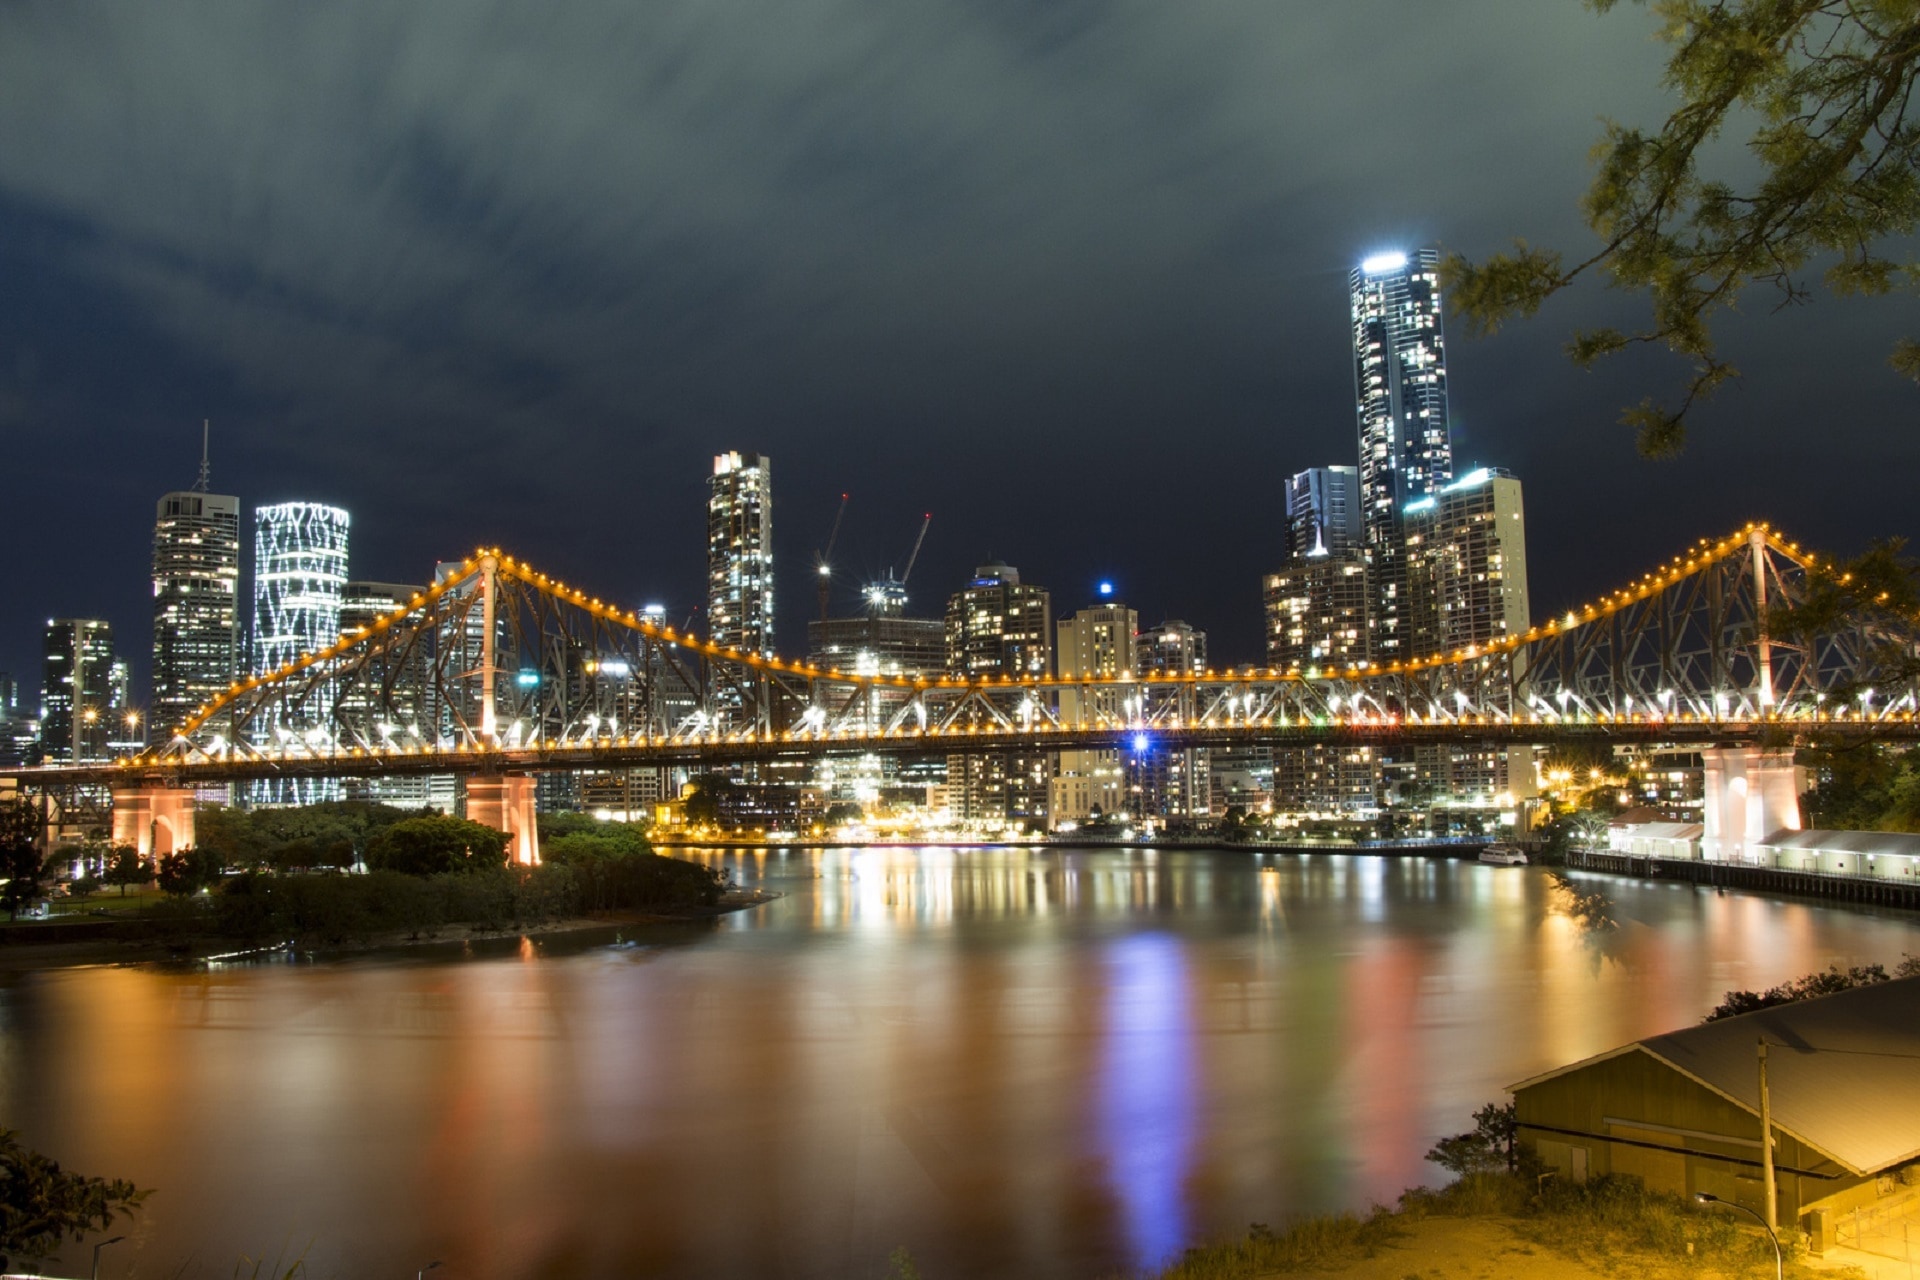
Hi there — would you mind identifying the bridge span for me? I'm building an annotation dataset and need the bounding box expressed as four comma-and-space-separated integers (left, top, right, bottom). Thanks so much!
4, 522, 1915, 863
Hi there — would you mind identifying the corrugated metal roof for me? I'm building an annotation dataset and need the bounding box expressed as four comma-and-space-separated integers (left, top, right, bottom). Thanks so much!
1513, 976, 1920, 1176
1758, 828, 1920, 859
1619, 822, 1704, 841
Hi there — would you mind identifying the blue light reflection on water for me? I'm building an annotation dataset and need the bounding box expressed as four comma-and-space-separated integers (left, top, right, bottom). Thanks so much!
1099, 931, 1197, 1273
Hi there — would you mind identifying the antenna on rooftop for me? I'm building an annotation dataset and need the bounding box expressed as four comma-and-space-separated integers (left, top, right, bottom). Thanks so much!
195, 419, 211, 493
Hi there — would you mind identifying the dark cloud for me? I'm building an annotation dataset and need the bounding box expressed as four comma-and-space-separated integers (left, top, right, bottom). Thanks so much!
0, 0, 1911, 690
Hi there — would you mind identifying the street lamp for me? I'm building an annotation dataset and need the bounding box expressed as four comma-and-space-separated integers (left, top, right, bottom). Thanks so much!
91, 1234, 125, 1280
1694, 1193, 1781, 1280
417, 1261, 442, 1280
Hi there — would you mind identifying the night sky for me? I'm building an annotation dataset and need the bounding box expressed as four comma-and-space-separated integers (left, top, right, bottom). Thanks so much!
3, 1, 1915, 698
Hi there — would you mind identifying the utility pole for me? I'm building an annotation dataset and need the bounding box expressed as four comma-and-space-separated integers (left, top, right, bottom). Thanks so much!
1759, 1037, 1777, 1232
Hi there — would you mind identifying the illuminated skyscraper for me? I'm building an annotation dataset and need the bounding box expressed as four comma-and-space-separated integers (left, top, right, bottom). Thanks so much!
1351, 248, 1453, 656
1053, 596, 1138, 825
251, 502, 349, 804
1133, 620, 1211, 824
707, 451, 774, 656
944, 562, 1052, 827
150, 439, 241, 741
1403, 467, 1530, 657
41, 619, 114, 763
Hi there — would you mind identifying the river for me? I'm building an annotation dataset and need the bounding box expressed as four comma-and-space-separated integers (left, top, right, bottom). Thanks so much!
3, 846, 1916, 1279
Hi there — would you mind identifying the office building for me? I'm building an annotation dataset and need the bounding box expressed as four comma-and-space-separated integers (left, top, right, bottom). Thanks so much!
1286, 465, 1363, 559
1403, 467, 1530, 658
41, 620, 114, 764
337, 580, 432, 807
251, 502, 350, 804
150, 464, 242, 741
1052, 597, 1138, 825
944, 563, 1052, 828
1351, 248, 1454, 657
1133, 620, 1211, 824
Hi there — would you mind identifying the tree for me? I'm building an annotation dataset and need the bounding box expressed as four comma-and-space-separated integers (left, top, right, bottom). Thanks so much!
1426, 1101, 1522, 1176
1704, 961, 1892, 1020
364, 816, 510, 876
0, 1129, 148, 1272
104, 846, 148, 897
156, 847, 224, 897
1446, 0, 1919, 456
0, 801, 45, 921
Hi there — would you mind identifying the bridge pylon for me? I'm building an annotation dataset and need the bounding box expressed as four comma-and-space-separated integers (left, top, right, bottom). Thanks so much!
467, 774, 539, 865
111, 784, 197, 859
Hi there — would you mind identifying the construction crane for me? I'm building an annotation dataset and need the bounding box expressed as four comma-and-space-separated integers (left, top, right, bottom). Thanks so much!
866, 514, 932, 617
815, 493, 850, 622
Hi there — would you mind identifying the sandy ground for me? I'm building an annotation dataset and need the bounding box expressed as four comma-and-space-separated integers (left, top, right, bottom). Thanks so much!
1264, 1215, 1880, 1280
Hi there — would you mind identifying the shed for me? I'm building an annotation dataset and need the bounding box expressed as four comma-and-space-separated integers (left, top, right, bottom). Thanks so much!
1753, 828, 1920, 881
1511, 976, 1920, 1233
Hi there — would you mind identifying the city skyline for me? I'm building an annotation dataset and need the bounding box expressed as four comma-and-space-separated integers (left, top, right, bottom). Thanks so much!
2, 3, 1914, 696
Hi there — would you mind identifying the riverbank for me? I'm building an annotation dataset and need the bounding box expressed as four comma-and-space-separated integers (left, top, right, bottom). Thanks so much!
1149, 1174, 1878, 1280
0, 886, 777, 971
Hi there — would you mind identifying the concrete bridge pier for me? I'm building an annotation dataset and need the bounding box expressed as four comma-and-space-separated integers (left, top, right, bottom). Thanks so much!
467, 774, 539, 865
111, 785, 198, 859
1700, 747, 1803, 862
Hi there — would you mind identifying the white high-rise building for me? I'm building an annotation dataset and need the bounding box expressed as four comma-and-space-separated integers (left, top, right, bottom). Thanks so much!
707, 451, 773, 727
707, 451, 774, 656
251, 502, 349, 804
1351, 248, 1454, 658
1403, 467, 1530, 658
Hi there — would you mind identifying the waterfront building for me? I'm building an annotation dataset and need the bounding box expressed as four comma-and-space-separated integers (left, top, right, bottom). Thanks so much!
251, 502, 350, 804
1402, 467, 1530, 658
1052, 597, 1138, 826
707, 451, 773, 724
1133, 620, 1210, 824
40, 620, 114, 764
150, 469, 241, 741
1285, 465, 1363, 559
1351, 248, 1454, 658
945, 562, 1052, 828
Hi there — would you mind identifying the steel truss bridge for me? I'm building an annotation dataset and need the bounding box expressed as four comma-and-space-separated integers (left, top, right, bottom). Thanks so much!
9, 523, 1920, 798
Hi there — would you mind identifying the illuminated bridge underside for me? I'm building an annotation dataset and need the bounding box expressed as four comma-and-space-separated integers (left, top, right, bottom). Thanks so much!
15, 524, 1920, 790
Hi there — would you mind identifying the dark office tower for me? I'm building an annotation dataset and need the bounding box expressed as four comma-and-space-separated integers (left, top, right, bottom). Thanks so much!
42, 619, 114, 763
151, 433, 241, 740
944, 563, 1052, 828
1351, 248, 1454, 657
1285, 465, 1363, 559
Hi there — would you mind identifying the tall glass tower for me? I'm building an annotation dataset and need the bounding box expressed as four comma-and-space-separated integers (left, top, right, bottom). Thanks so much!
251, 502, 349, 804
41, 619, 114, 763
707, 451, 774, 656
1351, 247, 1453, 657
151, 443, 241, 741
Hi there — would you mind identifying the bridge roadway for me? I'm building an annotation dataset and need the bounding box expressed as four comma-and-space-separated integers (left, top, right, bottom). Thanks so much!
14, 713, 1920, 789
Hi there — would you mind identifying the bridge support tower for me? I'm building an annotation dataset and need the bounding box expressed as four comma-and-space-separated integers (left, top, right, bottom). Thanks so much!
467, 774, 539, 865
111, 785, 198, 859
1700, 747, 1803, 862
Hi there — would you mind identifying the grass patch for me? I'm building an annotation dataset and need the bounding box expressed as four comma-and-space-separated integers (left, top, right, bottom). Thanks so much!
1149, 1174, 1823, 1280
1152, 1208, 1405, 1278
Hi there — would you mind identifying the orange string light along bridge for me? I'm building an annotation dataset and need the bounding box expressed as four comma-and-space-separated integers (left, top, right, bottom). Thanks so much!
12, 522, 1920, 790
